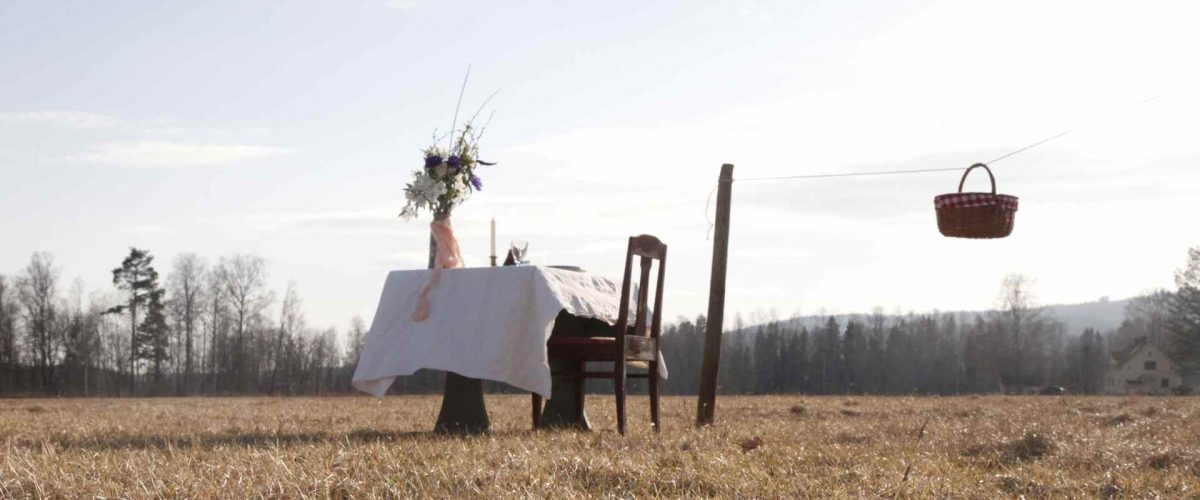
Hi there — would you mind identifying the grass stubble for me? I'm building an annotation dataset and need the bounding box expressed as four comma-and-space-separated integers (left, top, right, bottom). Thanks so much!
1, 395, 1198, 498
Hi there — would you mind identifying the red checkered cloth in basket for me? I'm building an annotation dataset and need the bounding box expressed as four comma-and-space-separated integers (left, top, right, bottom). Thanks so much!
934, 193, 1019, 211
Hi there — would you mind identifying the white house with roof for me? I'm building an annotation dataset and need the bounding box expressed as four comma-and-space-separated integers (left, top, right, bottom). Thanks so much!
1105, 337, 1182, 395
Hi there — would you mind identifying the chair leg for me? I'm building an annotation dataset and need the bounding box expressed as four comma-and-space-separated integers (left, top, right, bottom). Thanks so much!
573, 361, 586, 423
615, 358, 627, 436
649, 360, 660, 432
531, 393, 542, 430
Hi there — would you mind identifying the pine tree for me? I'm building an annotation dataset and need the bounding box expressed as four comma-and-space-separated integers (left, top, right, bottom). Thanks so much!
794, 327, 810, 392
1077, 328, 1106, 393
136, 289, 171, 390
108, 248, 161, 394
934, 314, 962, 394
884, 323, 913, 394
842, 321, 869, 393
863, 330, 885, 392
912, 316, 938, 393
783, 326, 808, 392
809, 317, 842, 393
752, 325, 771, 393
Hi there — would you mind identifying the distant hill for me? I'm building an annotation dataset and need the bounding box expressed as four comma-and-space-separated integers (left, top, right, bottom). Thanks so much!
1043, 298, 1129, 335
744, 297, 1129, 336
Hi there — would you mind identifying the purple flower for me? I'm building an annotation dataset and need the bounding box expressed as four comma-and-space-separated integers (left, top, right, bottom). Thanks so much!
424, 155, 442, 171
470, 175, 482, 191
447, 155, 461, 168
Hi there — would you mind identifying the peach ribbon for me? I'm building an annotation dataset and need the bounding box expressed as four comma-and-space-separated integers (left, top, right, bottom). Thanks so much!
412, 217, 465, 321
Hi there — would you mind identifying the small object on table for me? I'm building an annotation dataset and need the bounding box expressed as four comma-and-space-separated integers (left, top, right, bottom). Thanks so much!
510, 240, 528, 264
489, 217, 497, 266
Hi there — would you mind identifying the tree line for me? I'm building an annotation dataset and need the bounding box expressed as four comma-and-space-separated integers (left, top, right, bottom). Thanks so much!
1, 246, 1198, 397
657, 301, 1109, 396
656, 248, 1200, 396
0, 249, 361, 396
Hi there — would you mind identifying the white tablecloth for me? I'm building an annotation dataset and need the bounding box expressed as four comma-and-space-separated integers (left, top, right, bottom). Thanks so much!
352, 266, 666, 398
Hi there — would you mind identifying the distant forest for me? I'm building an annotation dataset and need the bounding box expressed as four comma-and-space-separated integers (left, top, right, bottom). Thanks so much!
0, 250, 357, 397
1, 246, 1198, 397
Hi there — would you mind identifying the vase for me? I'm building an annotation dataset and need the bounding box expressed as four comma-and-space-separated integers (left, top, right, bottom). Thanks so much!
413, 215, 465, 321
429, 215, 465, 270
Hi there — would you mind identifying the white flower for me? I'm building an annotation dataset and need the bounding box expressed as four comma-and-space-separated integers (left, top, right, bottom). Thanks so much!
411, 174, 447, 204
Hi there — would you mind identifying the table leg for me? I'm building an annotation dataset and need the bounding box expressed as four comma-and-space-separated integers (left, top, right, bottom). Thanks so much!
538, 359, 591, 430
434, 372, 490, 434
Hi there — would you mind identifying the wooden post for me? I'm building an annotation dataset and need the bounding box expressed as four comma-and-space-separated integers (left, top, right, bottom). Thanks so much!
696, 163, 733, 427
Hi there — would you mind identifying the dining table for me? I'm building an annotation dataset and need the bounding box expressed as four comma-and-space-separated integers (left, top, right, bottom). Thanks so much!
351, 265, 662, 433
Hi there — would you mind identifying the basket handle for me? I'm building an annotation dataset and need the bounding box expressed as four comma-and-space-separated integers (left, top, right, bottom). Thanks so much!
957, 163, 996, 194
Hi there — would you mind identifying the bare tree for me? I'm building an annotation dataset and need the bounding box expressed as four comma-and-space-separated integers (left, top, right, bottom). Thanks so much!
269, 282, 303, 395
0, 275, 18, 392
168, 254, 206, 394
17, 252, 60, 392
96, 291, 128, 396
991, 273, 1059, 390
60, 278, 93, 395
201, 266, 227, 394
1118, 290, 1172, 348
77, 290, 112, 396
218, 255, 270, 392
345, 316, 366, 369
311, 327, 340, 393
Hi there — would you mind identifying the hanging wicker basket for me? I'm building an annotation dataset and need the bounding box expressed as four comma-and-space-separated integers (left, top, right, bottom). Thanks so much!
935, 163, 1018, 239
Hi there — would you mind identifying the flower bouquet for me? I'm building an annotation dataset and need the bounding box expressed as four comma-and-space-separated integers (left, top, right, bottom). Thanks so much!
399, 124, 492, 221
401, 86, 496, 320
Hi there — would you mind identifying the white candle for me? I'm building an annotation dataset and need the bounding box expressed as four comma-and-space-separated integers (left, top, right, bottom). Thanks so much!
490, 217, 496, 257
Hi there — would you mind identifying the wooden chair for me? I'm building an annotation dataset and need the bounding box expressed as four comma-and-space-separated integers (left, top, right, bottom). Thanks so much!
532, 234, 666, 435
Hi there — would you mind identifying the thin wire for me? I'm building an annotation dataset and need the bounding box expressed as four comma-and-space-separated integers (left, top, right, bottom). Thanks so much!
738, 166, 964, 182
734, 94, 1161, 183
704, 184, 719, 239
986, 95, 1159, 165
705, 166, 965, 237
702, 94, 1162, 236
984, 128, 1074, 165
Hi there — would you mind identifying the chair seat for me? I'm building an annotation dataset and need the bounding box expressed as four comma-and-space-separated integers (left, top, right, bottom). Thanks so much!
547, 336, 616, 346
547, 336, 657, 362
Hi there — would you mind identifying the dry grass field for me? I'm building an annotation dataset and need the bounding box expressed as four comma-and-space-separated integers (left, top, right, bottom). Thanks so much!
2, 394, 1199, 498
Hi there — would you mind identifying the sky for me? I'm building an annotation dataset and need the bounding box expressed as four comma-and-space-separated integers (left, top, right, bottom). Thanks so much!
2, 0, 1199, 334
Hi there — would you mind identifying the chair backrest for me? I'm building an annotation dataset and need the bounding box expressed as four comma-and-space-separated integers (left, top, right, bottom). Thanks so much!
614, 235, 667, 351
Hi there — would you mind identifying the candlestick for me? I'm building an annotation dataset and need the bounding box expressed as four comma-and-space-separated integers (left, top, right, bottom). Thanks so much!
489, 217, 497, 266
